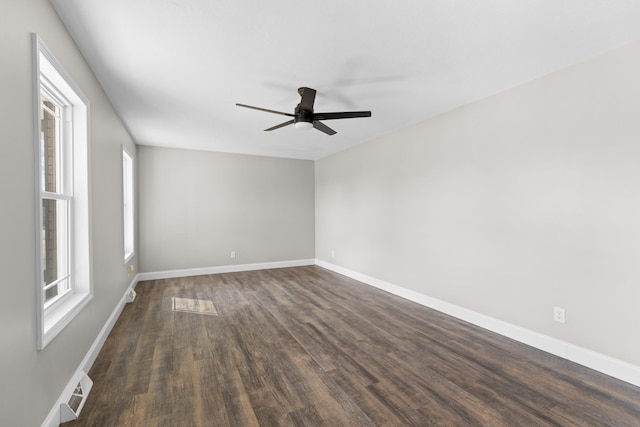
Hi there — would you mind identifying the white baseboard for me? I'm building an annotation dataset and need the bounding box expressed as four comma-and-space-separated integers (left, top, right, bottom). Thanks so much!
315, 259, 640, 388
41, 274, 140, 427
137, 259, 316, 281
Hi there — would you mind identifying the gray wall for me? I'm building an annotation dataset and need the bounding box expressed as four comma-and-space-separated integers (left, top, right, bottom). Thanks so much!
138, 146, 315, 273
316, 41, 640, 367
0, 0, 138, 425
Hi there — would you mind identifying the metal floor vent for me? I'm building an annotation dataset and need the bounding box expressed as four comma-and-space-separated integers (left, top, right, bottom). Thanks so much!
60, 371, 93, 423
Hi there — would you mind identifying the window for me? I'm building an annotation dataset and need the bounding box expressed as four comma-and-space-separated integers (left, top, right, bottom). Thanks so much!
122, 146, 135, 262
33, 34, 93, 350
40, 89, 71, 303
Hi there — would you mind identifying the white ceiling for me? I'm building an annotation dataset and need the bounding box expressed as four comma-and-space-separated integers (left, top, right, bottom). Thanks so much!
51, 0, 640, 160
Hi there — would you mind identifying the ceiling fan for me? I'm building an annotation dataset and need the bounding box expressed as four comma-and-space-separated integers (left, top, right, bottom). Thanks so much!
236, 87, 371, 135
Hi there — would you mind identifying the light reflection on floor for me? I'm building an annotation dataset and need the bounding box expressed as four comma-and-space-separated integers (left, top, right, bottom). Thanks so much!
171, 297, 218, 316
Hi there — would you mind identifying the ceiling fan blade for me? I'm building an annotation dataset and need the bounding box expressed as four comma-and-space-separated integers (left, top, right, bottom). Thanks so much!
265, 119, 295, 131
298, 87, 317, 111
313, 120, 337, 136
313, 111, 372, 120
236, 103, 294, 117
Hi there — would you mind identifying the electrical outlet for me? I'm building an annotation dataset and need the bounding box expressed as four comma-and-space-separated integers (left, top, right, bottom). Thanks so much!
127, 265, 135, 276
553, 306, 565, 323
331, 250, 335, 258
230, 251, 236, 259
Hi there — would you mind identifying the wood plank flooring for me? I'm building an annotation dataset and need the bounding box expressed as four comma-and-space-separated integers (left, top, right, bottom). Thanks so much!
64, 266, 640, 426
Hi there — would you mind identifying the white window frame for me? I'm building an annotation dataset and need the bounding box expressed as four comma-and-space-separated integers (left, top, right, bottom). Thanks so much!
122, 146, 135, 262
33, 34, 93, 350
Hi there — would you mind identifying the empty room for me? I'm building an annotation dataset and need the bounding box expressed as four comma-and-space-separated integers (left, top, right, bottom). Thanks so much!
3, 0, 640, 426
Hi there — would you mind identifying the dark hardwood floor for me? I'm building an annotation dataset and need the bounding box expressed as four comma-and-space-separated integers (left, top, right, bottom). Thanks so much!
65, 266, 640, 426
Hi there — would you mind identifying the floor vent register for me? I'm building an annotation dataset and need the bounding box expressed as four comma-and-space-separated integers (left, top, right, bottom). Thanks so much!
60, 371, 93, 423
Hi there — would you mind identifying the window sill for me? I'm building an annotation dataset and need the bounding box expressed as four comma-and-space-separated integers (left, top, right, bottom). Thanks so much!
40, 291, 93, 350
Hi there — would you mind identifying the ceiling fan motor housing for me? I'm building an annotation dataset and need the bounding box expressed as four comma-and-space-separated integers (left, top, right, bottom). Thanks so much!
294, 104, 314, 124
294, 106, 313, 130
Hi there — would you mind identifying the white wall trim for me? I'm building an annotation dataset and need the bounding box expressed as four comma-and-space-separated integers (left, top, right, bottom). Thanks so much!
315, 259, 640, 388
137, 259, 316, 281
41, 274, 140, 427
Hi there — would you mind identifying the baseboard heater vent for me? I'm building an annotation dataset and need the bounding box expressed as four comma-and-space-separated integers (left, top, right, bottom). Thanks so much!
60, 371, 93, 423
126, 288, 136, 303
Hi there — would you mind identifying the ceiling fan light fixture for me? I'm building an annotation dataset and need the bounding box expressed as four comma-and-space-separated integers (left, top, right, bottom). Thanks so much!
294, 121, 313, 131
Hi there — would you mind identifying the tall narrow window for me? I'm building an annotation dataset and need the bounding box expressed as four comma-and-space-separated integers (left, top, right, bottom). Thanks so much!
40, 86, 71, 304
33, 34, 93, 349
122, 146, 135, 262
